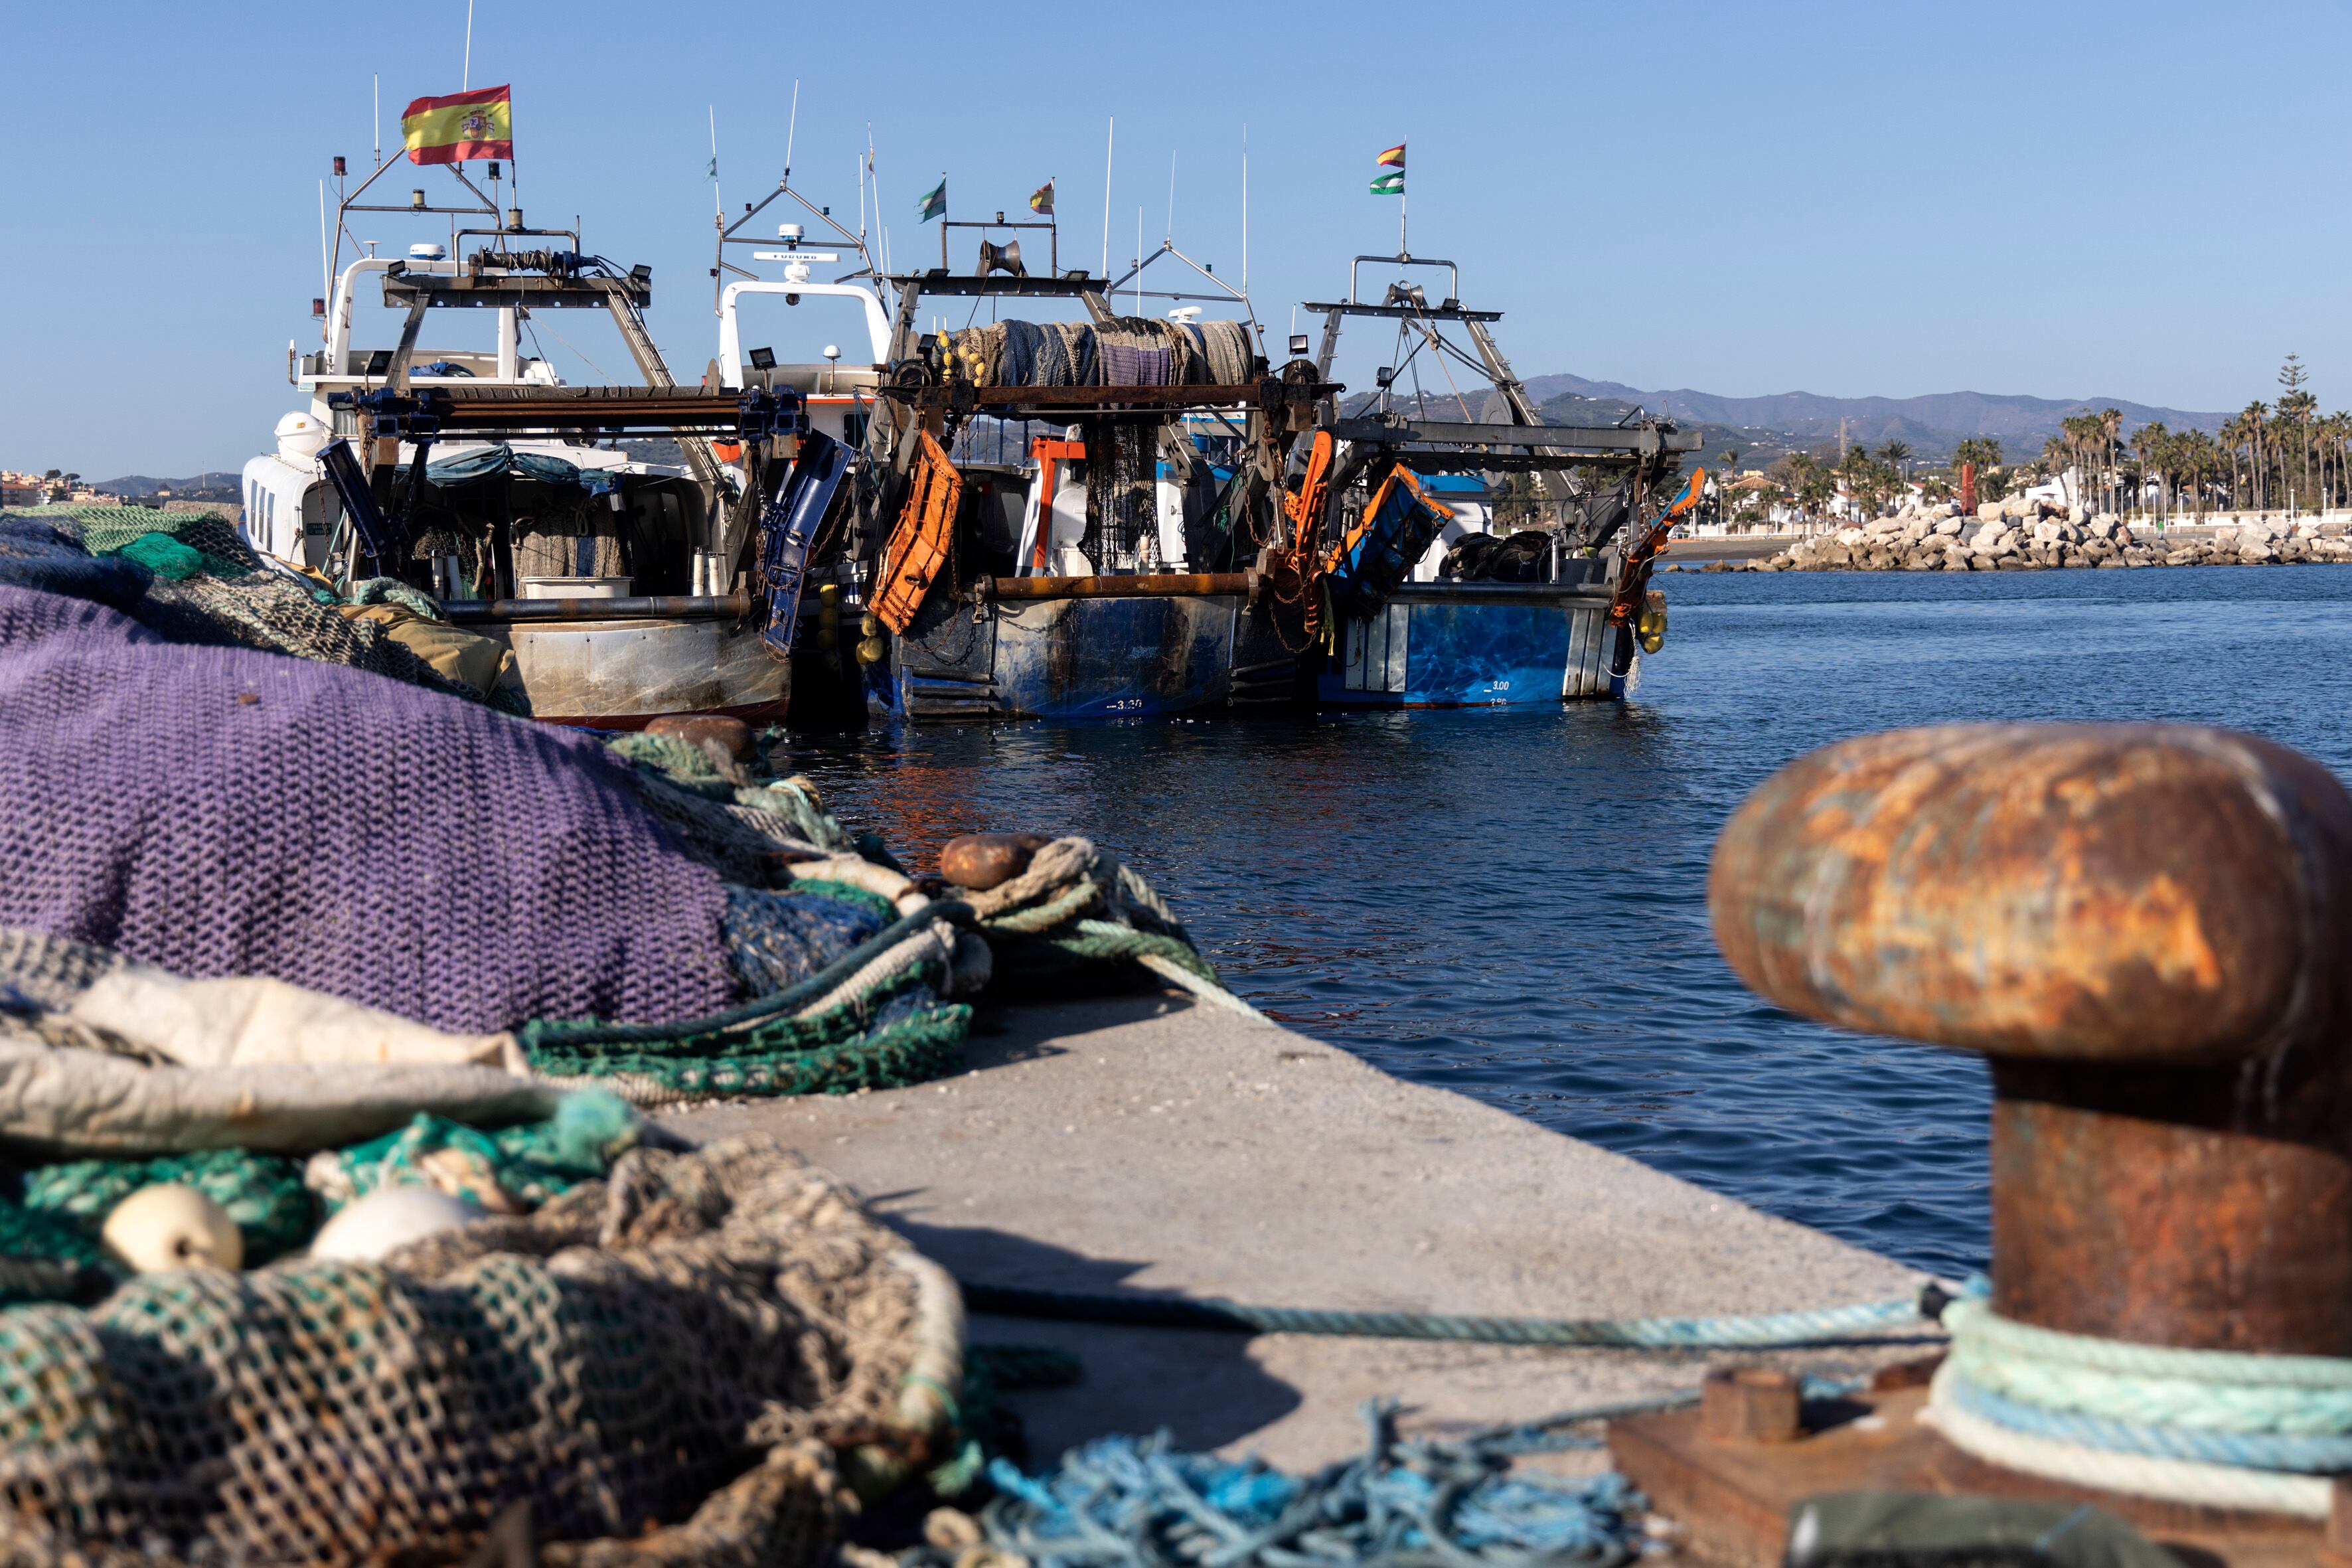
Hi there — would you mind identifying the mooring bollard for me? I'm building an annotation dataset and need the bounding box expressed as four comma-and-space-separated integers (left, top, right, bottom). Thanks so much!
1709, 722, 2352, 1356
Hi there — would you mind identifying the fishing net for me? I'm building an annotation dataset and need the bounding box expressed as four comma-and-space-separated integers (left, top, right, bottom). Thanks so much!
1080, 422, 1156, 568
6, 507, 503, 705
0, 581, 740, 1036
0, 1135, 957, 1568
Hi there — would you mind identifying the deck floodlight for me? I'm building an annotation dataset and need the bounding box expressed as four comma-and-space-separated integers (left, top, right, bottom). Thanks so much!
629, 264, 652, 285
749, 347, 777, 370
410, 189, 426, 209
311, 298, 326, 319
333, 156, 346, 177
1289, 334, 1310, 356
1375, 366, 1395, 388
487, 161, 501, 180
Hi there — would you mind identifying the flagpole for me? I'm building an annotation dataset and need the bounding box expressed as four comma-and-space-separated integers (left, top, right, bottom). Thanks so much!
1101, 117, 1114, 279
463, 0, 474, 90
709, 106, 722, 220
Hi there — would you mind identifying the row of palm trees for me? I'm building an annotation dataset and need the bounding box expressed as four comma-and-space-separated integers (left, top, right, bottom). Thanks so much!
1710, 360, 2352, 527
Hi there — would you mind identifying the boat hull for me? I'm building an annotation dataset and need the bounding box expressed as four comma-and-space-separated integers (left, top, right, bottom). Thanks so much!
1318, 584, 1622, 708
480, 617, 791, 728
863, 580, 1625, 722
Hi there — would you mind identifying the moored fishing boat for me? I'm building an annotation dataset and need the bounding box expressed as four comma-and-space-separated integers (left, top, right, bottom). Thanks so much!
242, 98, 802, 726
1293, 248, 1699, 707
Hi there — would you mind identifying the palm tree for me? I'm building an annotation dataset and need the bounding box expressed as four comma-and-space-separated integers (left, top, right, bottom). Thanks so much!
2133, 424, 2171, 523
2096, 408, 2122, 515
2278, 388, 2319, 512
2177, 429, 2222, 520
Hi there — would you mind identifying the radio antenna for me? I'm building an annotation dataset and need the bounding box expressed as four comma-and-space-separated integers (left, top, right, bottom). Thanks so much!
1100, 117, 1113, 279
783, 80, 799, 181
462, 0, 474, 90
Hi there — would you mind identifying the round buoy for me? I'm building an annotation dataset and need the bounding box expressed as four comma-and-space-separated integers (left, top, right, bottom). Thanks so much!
310, 1186, 481, 1263
102, 1184, 244, 1273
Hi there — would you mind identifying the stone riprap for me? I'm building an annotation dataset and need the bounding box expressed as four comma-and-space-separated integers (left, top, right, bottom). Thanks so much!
1701, 499, 2352, 572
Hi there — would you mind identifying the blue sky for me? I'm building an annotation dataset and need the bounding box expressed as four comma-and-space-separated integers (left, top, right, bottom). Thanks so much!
5, 1, 2350, 476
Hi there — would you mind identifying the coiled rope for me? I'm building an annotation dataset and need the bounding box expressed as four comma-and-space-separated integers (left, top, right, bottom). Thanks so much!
959, 1279, 1938, 1348
1924, 1293, 2349, 1518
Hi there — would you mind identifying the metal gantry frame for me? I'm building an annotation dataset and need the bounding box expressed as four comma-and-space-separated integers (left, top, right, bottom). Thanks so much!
712, 178, 878, 313
1301, 250, 1697, 550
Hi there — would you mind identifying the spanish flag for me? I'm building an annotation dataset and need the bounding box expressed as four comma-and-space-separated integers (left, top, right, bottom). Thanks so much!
1375, 142, 1405, 169
402, 85, 513, 166
1030, 178, 1056, 216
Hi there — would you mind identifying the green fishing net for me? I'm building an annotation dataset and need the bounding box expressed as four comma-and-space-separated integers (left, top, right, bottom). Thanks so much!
314, 1089, 639, 1210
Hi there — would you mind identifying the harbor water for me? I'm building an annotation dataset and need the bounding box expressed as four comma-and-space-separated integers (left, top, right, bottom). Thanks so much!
779, 564, 2352, 1280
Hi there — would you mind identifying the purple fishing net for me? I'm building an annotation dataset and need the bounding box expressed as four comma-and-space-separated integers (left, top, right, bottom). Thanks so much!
0, 584, 736, 1032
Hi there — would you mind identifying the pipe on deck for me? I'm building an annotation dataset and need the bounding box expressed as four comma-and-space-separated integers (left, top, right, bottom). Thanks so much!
443, 593, 753, 623
978, 572, 1260, 602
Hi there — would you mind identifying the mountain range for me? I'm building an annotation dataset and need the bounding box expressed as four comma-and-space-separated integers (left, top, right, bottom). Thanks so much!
1521, 374, 2231, 464
85, 381, 2237, 486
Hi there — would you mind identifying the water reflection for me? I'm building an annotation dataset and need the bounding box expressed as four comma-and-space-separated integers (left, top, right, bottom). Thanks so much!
778, 566, 2352, 1278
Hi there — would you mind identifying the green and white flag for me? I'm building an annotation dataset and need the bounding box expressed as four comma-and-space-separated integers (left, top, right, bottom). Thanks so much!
1369, 170, 1403, 195
915, 177, 946, 221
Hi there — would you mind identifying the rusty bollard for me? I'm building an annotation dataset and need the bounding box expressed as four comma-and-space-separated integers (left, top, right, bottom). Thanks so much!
1709, 723, 2352, 1356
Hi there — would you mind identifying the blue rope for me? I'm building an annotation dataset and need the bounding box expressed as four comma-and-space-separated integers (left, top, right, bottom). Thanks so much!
977, 1400, 1648, 1568
1942, 1369, 2352, 1473
959, 1279, 1936, 1348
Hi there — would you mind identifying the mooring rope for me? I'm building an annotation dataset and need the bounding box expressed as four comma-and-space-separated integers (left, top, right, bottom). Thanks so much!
958, 1279, 1938, 1347
1922, 1291, 2352, 1518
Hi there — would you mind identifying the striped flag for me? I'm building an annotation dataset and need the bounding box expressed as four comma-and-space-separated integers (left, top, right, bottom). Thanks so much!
401, 85, 512, 166
1375, 142, 1405, 169
915, 177, 946, 222
1030, 178, 1056, 215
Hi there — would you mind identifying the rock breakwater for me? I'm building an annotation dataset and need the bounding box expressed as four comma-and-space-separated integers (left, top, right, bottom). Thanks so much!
1693, 499, 2352, 572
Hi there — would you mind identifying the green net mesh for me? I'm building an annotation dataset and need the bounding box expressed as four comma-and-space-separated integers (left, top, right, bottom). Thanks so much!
0, 1137, 935, 1568
23, 1149, 315, 1265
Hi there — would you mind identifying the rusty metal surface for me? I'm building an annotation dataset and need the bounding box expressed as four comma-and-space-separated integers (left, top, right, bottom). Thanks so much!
1709, 722, 2352, 1353
1610, 1385, 2325, 1568
1990, 1091, 2352, 1352
1700, 1368, 1802, 1444
1707, 724, 2352, 1066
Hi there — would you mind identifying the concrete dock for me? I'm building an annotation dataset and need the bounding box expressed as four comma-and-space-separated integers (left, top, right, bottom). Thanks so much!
668, 993, 1936, 1472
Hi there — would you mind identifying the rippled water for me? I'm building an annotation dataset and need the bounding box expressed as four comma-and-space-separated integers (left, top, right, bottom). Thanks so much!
778, 566, 2352, 1278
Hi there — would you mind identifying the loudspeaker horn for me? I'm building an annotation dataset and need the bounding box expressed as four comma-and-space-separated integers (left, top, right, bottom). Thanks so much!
977, 238, 1026, 278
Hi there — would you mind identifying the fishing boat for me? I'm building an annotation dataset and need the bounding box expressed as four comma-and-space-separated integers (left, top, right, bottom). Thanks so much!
786, 211, 1332, 722
741, 180, 1697, 722
1291, 249, 1699, 706
242, 137, 804, 726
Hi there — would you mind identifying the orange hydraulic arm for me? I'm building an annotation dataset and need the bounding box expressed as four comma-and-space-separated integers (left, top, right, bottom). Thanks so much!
1608, 465, 1705, 630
